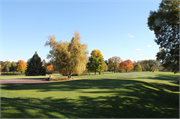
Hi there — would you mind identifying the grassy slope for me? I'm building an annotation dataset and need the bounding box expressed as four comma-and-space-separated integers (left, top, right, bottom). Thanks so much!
1, 72, 179, 118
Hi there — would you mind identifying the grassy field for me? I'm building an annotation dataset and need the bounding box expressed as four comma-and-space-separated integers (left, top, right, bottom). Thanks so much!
1, 72, 179, 118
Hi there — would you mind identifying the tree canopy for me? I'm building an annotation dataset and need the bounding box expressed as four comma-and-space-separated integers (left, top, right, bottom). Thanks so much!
119, 59, 134, 72
87, 50, 104, 75
17, 60, 27, 74
45, 31, 88, 78
147, 0, 179, 73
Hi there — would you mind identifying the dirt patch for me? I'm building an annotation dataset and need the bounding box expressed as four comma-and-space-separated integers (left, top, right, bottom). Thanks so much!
0, 79, 52, 85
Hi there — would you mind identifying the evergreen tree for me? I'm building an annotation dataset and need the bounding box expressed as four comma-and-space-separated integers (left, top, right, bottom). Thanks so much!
25, 51, 46, 76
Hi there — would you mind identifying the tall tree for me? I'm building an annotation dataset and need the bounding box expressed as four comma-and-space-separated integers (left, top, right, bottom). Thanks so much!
25, 52, 46, 76
119, 59, 134, 72
147, 0, 179, 73
45, 31, 88, 78
10, 61, 17, 74
17, 60, 27, 74
87, 50, 104, 75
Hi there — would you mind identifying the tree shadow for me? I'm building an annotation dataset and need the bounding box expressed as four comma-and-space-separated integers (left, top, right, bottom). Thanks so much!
1, 75, 179, 118
1, 80, 179, 118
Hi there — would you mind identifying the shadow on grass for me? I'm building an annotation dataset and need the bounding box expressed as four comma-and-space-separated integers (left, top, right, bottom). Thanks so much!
1, 81, 179, 118
1, 75, 179, 118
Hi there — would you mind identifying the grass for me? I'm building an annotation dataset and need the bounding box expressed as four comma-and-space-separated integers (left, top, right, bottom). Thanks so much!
1, 71, 179, 118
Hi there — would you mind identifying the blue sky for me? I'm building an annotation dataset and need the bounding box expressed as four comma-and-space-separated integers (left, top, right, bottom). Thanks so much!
1, 0, 162, 63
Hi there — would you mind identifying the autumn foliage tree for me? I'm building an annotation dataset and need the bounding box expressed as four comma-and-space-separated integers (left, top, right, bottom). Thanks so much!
45, 31, 88, 78
17, 60, 27, 74
46, 63, 53, 74
119, 59, 134, 72
87, 50, 104, 75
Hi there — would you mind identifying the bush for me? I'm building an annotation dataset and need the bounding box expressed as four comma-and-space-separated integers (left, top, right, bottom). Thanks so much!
119, 69, 125, 73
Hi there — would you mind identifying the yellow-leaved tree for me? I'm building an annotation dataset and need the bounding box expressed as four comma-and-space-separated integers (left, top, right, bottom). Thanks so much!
87, 50, 104, 75
45, 30, 88, 78
17, 60, 27, 74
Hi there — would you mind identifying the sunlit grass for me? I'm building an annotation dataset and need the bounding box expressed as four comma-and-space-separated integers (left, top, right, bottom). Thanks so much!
1, 71, 179, 118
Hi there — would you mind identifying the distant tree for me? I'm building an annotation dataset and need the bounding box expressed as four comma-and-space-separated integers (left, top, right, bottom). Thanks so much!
2, 61, 11, 73
103, 62, 108, 72
25, 51, 46, 76
134, 64, 142, 72
145, 63, 150, 71
108, 58, 114, 72
46, 62, 53, 74
147, 0, 179, 73
108, 56, 122, 73
119, 60, 134, 72
45, 31, 88, 78
151, 65, 159, 72
87, 50, 104, 75
10, 61, 17, 74
104, 60, 108, 65
17, 60, 27, 74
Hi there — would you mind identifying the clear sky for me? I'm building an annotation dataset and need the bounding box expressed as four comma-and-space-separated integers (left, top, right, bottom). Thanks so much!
1, 0, 162, 63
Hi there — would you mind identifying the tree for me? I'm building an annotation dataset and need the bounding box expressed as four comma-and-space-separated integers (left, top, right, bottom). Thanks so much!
108, 58, 114, 72
119, 59, 134, 72
17, 60, 27, 74
25, 52, 46, 76
147, 0, 179, 73
87, 50, 104, 75
151, 65, 159, 72
10, 61, 17, 74
103, 61, 108, 72
134, 64, 142, 72
145, 63, 150, 71
2, 61, 11, 73
108, 56, 122, 73
45, 31, 88, 78
46, 62, 53, 73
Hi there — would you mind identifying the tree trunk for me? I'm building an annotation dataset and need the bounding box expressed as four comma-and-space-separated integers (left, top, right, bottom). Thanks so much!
95, 70, 96, 75
99, 72, 100, 75
68, 72, 72, 78
126, 70, 127, 72
21, 71, 22, 74
89, 71, 90, 75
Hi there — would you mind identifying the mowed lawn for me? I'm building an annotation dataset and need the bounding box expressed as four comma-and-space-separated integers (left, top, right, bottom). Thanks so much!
1, 72, 179, 118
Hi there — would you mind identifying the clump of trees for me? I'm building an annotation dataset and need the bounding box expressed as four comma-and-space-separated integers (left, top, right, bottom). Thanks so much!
25, 51, 46, 76
87, 50, 104, 75
108, 56, 122, 73
45, 31, 88, 78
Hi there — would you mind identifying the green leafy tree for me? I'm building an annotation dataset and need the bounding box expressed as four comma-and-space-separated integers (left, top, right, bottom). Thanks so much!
108, 56, 122, 73
134, 64, 142, 72
2, 61, 11, 73
25, 51, 46, 76
147, 0, 179, 73
10, 61, 17, 74
45, 31, 88, 78
87, 50, 104, 75
108, 58, 114, 72
145, 63, 150, 71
